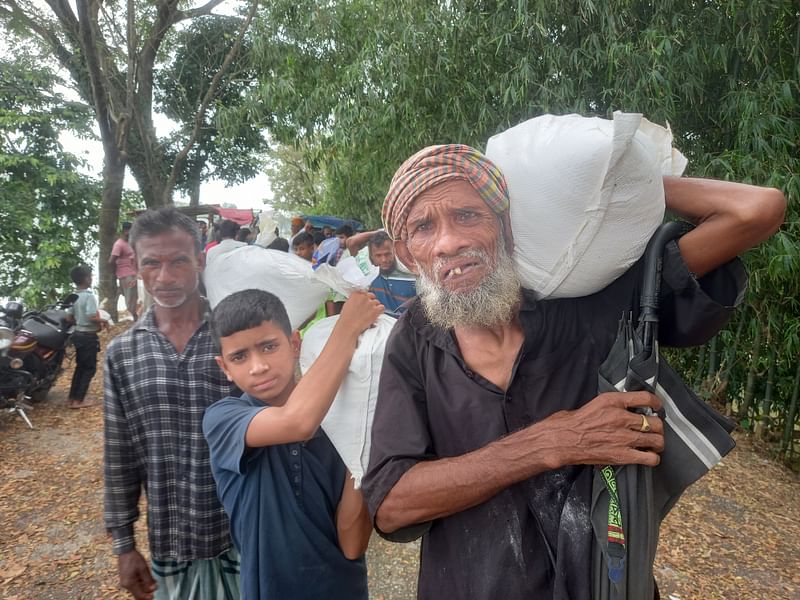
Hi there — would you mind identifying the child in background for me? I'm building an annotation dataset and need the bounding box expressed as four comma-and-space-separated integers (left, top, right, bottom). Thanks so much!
203, 288, 383, 600
67, 265, 105, 408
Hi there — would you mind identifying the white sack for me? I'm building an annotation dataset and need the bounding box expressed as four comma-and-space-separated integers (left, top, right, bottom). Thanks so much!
254, 211, 278, 248
204, 245, 330, 330
486, 111, 687, 298
314, 253, 378, 298
299, 314, 397, 488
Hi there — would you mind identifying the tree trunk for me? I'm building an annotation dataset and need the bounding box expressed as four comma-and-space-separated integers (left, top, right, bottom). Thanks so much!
720, 313, 747, 415
706, 335, 719, 380
129, 161, 170, 208
781, 359, 800, 459
700, 336, 719, 398
98, 143, 127, 322
694, 344, 707, 390
755, 346, 776, 439
738, 322, 763, 424
189, 180, 201, 207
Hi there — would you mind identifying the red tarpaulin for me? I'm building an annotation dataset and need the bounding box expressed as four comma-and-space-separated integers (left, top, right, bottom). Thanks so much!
215, 207, 254, 226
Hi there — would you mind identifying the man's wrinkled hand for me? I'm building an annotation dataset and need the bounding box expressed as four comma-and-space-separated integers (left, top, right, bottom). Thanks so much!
547, 391, 665, 468
117, 550, 157, 600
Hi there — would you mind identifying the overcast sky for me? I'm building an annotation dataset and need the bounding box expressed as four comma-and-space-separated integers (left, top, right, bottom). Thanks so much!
59, 117, 274, 211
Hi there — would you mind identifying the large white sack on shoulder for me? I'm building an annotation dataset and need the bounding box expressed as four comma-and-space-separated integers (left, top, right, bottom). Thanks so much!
299, 314, 397, 488
486, 111, 687, 298
203, 245, 330, 330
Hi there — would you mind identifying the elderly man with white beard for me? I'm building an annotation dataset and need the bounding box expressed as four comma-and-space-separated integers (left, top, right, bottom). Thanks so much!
361, 144, 785, 600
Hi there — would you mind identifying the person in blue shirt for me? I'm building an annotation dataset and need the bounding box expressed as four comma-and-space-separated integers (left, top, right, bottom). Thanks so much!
202, 288, 383, 600
347, 230, 417, 317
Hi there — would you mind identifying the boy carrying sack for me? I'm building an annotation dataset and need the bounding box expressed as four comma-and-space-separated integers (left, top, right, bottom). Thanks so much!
202, 288, 383, 600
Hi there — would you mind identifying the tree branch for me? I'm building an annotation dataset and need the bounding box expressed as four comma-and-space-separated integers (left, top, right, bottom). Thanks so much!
0, 1, 76, 77
174, 0, 226, 22
162, 0, 259, 203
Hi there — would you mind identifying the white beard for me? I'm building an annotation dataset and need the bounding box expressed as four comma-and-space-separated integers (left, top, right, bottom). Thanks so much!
415, 245, 521, 330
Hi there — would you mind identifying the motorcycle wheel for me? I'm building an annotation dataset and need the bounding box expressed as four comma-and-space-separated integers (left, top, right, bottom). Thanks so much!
29, 384, 52, 403
28, 349, 66, 403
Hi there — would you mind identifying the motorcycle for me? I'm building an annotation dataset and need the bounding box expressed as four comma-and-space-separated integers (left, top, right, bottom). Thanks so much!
0, 293, 77, 428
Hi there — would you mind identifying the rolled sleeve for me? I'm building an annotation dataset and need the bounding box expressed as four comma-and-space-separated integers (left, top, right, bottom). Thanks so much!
659, 240, 748, 347
362, 319, 434, 542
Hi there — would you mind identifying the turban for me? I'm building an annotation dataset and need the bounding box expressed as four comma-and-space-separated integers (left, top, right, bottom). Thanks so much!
381, 144, 511, 242
291, 216, 305, 227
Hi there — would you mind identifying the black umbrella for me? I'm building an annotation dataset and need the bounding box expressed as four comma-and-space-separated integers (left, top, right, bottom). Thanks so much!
591, 221, 737, 599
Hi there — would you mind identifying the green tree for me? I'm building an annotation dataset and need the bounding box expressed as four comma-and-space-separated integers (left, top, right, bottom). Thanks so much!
264, 141, 326, 214
0, 0, 258, 309
156, 15, 269, 206
0, 59, 100, 307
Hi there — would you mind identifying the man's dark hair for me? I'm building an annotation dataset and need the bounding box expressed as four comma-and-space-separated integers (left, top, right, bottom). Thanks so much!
266, 237, 289, 252
121, 221, 133, 232
69, 264, 92, 285
211, 289, 292, 348
292, 231, 314, 248
219, 219, 240, 240
312, 231, 326, 246
236, 227, 251, 243
369, 230, 392, 249
335, 225, 353, 237
129, 207, 202, 253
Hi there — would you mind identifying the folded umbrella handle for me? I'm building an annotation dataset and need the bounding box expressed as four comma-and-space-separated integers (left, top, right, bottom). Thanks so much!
639, 220, 694, 352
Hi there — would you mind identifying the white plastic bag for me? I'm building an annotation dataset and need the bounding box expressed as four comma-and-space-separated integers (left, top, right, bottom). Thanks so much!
299, 314, 397, 487
203, 245, 330, 330
253, 211, 278, 248
314, 253, 378, 298
486, 111, 687, 298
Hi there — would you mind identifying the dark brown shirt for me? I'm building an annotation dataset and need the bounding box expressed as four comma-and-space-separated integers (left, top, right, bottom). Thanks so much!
362, 241, 746, 600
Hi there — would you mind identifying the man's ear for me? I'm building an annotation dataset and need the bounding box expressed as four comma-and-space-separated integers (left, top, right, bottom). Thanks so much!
290, 330, 302, 358
215, 355, 233, 381
394, 240, 418, 275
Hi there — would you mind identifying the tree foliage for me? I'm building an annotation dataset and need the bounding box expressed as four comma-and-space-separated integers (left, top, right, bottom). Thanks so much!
252, 0, 800, 458
263, 141, 326, 214
0, 0, 258, 316
156, 14, 269, 206
0, 59, 100, 306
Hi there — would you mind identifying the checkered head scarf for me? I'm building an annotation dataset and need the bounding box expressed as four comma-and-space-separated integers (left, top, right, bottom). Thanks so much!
381, 144, 512, 243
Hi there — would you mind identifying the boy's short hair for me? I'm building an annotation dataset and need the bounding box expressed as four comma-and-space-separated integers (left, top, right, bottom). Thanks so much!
312, 231, 326, 246
69, 264, 92, 285
292, 231, 314, 248
211, 289, 292, 348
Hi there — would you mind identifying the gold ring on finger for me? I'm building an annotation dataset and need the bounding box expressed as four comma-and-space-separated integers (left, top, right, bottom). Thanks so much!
640, 413, 651, 433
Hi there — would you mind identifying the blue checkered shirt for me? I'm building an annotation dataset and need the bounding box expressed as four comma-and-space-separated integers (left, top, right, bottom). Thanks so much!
103, 306, 233, 560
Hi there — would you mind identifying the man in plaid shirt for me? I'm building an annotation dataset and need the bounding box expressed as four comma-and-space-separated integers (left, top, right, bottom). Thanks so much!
104, 208, 239, 600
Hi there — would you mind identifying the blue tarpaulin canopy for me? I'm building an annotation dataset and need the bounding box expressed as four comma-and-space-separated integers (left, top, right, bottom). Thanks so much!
301, 215, 364, 231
